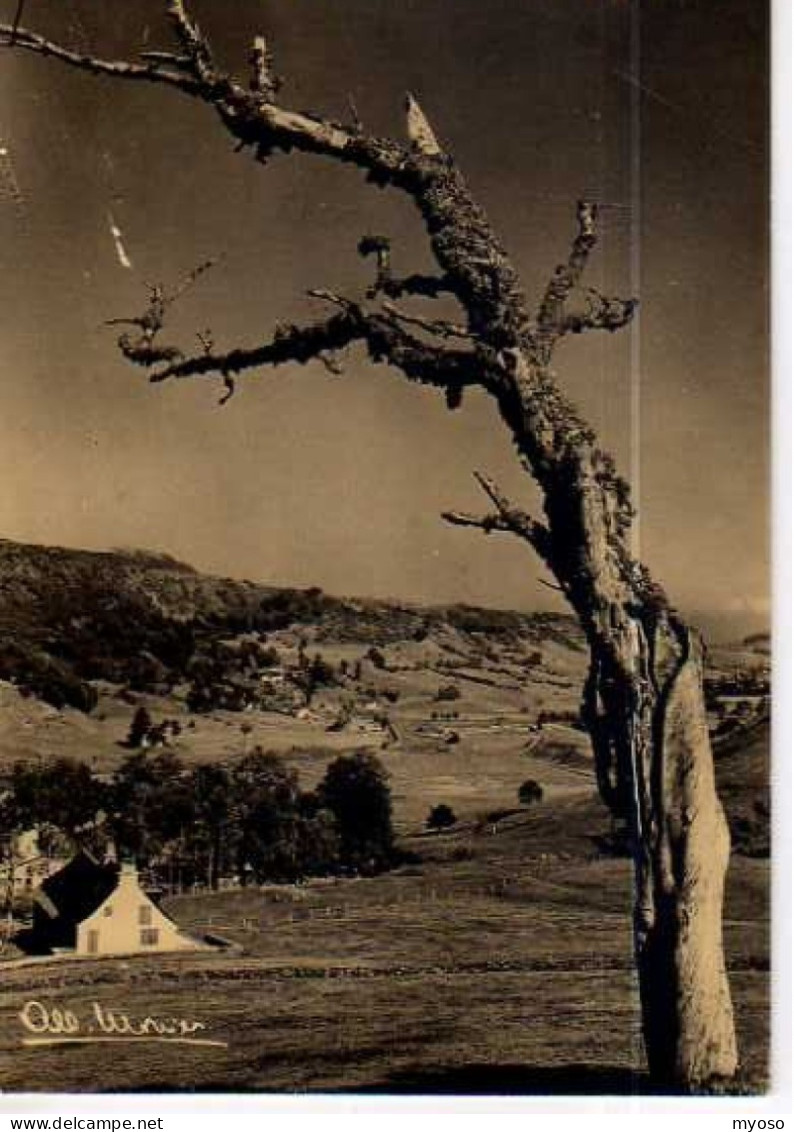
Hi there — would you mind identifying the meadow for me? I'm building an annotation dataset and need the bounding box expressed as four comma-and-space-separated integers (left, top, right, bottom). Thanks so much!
0, 793, 768, 1093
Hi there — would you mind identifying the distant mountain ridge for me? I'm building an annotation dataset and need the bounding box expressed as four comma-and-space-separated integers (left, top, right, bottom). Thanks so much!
0, 538, 583, 712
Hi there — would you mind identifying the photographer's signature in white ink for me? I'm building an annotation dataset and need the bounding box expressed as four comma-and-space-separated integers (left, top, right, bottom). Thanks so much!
18, 999, 228, 1048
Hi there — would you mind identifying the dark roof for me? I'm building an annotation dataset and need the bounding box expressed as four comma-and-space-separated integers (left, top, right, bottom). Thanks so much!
35, 850, 118, 925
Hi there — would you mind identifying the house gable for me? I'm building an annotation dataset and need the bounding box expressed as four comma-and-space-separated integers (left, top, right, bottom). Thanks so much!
76, 864, 201, 956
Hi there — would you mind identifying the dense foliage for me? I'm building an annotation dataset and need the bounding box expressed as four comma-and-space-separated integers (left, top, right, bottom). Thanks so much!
317, 752, 395, 871
0, 746, 397, 894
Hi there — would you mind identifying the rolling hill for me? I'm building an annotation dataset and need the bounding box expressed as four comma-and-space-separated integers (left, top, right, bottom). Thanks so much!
0, 537, 769, 850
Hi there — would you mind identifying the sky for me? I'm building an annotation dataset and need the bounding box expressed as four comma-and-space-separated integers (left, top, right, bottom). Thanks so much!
0, 0, 769, 631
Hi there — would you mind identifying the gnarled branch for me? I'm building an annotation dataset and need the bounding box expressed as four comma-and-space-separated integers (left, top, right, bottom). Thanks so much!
358, 235, 451, 300
106, 259, 219, 369
108, 280, 484, 406
561, 289, 638, 336
249, 35, 279, 100
442, 471, 554, 566
536, 200, 598, 331
0, 7, 412, 188
138, 50, 192, 69
0, 22, 202, 95
380, 300, 471, 342
441, 510, 513, 534
531, 201, 637, 362
147, 308, 366, 384
165, 0, 217, 86
405, 92, 443, 155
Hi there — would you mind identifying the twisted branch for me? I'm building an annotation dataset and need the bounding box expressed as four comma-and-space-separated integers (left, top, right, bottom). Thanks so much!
0, 4, 413, 187
442, 471, 554, 566
106, 278, 484, 406
165, 0, 217, 86
0, 22, 202, 94
532, 201, 637, 363
358, 236, 451, 300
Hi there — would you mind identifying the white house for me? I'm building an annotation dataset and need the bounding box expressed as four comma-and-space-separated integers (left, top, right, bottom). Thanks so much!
75, 863, 202, 956
30, 852, 204, 957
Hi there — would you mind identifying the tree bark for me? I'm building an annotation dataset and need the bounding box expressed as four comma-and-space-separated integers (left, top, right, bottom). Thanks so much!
585, 617, 737, 1086
640, 640, 736, 1084
403, 160, 738, 1088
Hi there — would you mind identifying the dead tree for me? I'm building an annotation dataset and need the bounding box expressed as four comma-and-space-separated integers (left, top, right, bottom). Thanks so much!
1, 1, 737, 1089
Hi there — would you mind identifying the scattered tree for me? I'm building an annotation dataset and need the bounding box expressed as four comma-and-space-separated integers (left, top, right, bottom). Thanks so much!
518, 779, 544, 807
9, 758, 104, 839
188, 763, 233, 889
318, 751, 394, 870
126, 705, 153, 749
435, 683, 461, 703
231, 750, 302, 882
110, 747, 193, 862
304, 653, 337, 700
426, 803, 456, 832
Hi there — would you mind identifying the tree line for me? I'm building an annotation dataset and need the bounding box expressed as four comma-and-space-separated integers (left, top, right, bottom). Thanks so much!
0, 748, 396, 896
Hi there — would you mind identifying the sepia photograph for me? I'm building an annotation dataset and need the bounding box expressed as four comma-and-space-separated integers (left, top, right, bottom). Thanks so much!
0, 0, 773, 1102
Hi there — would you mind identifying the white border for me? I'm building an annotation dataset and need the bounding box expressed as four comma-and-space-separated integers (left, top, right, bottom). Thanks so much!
770, 0, 793, 1107
1, 0, 790, 1120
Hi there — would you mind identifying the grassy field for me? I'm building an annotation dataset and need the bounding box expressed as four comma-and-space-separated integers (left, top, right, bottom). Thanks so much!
0, 795, 768, 1094
0, 667, 592, 832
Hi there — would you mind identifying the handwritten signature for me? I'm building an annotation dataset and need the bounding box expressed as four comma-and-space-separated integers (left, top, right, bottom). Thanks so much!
18, 999, 228, 1048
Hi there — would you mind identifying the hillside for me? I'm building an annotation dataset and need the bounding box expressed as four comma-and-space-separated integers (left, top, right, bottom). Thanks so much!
0, 538, 769, 850
0, 538, 584, 709
713, 714, 770, 856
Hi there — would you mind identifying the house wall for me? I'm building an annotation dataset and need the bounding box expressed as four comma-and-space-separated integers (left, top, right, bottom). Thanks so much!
0, 856, 69, 897
75, 865, 200, 956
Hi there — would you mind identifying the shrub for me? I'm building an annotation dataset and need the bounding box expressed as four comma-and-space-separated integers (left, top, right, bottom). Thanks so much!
127, 705, 153, 748
435, 683, 461, 702
518, 779, 544, 806
0, 643, 97, 713
536, 709, 584, 730
426, 803, 457, 832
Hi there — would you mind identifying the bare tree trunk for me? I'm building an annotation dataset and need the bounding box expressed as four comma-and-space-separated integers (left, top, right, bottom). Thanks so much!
406, 164, 738, 1085
635, 673, 737, 1086
585, 621, 737, 1086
